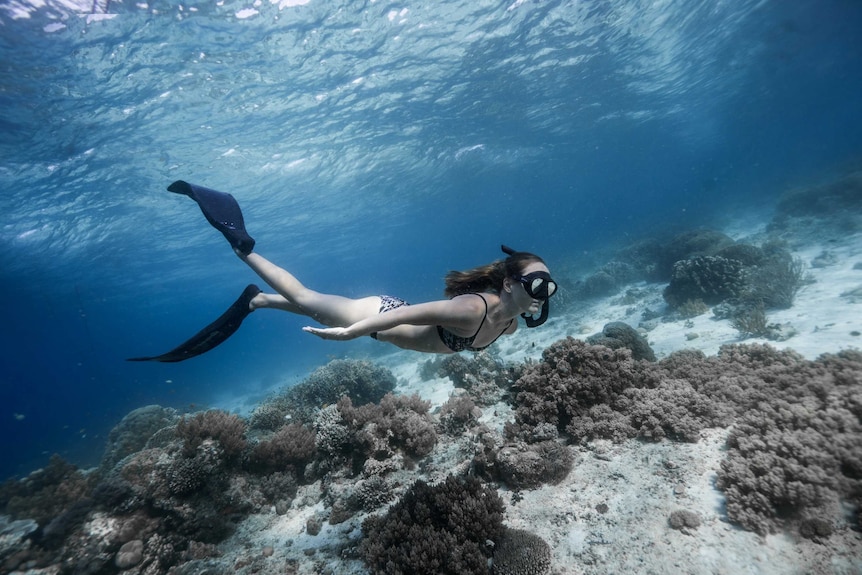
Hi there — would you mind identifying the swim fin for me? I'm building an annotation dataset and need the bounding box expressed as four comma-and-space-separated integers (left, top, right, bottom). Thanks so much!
127, 284, 262, 362
168, 180, 256, 255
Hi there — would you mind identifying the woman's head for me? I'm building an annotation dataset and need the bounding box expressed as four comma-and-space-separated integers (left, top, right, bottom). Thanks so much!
444, 249, 550, 298
502, 250, 547, 280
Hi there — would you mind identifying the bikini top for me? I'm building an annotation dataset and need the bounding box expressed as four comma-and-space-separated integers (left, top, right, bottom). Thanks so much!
437, 293, 513, 353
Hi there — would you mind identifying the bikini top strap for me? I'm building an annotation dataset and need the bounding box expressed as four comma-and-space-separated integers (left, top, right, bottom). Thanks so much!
470, 293, 490, 338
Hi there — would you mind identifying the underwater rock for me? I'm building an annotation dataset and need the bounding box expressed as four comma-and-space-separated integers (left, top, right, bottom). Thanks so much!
811, 250, 838, 268
494, 441, 574, 489
798, 517, 834, 540
668, 510, 701, 532
114, 539, 143, 569
100, 405, 179, 472
0, 516, 38, 564
587, 321, 656, 362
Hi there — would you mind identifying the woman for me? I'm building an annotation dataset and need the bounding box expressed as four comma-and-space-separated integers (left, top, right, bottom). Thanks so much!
128, 181, 557, 362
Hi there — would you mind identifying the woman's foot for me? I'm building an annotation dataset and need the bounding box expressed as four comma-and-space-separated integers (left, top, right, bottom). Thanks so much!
169, 180, 256, 254
249, 292, 268, 311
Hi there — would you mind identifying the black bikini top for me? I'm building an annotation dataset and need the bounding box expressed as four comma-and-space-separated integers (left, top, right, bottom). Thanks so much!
437, 293, 513, 352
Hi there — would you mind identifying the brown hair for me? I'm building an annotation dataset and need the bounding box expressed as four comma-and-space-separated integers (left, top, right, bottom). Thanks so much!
444, 251, 545, 298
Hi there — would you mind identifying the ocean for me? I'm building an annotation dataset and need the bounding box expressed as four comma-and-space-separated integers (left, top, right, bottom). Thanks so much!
1, 0, 860, 491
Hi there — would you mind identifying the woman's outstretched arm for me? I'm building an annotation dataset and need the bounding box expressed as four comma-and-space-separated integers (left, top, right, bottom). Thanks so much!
303, 296, 483, 341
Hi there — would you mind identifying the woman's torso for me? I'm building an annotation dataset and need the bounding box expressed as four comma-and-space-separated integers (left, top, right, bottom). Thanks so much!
377, 293, 515, 353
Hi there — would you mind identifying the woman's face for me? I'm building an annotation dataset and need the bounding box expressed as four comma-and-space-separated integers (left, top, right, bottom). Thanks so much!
510, 261, 553, 314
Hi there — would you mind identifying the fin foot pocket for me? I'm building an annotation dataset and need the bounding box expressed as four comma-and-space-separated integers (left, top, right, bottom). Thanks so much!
169, 180, 256, 255
127, 284, 262, 362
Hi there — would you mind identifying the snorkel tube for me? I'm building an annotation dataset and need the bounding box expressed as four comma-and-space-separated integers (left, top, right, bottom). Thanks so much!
501, 244, 550, 328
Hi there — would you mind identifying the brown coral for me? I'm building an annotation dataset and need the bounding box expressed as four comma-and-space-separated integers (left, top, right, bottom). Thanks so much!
248, 423, 317, 473
175, 410, 248, 461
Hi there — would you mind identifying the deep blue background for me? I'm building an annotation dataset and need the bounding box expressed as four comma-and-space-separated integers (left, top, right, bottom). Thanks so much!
1, 0, 861, 479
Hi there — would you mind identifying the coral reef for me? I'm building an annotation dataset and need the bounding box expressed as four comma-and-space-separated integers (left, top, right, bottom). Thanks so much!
769, 170, 862, 234
439, 393, 483, 434
99, 405, 178, 472
714, 350, 862, 535
507, 337, 862, 537
254, 359, 397, 426
654, 229, 737, 281
437, 351, 516, 406
0, 455, 92, 527
175, 410, 248, 461
4, 328, 860, 574
575, 261, 640, 299
663, 255, 746, 308
359, 475, 504, 575
247, 423, 317, 475
508, 338, 660, 440
338, 393, 439, 461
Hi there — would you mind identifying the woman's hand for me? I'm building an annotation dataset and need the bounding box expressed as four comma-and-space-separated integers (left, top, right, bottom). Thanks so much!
302, 326, 358, 340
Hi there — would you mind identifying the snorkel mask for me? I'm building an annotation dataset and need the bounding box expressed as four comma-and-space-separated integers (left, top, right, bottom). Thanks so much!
501, 245, 557, 328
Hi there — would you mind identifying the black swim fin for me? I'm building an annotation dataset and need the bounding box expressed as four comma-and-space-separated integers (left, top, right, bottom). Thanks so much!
127, 284, 262, 362
168, 180, 256, 255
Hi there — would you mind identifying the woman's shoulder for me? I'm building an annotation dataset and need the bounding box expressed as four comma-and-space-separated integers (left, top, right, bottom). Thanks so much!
451, 292, 499, 307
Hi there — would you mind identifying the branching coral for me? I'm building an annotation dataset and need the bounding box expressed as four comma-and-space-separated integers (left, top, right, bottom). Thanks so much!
438, 351, 514, 406
248, 423, 317, 474
439, 394, 482, 434
743, 248, 807, 309
359, 475, 504, 575
175, 410, 248, 461
510, 337, 661, 441
729, 303, 771, 338
338, 393, 438, 461
659, 345, 862, 535
715, 350, 862, 535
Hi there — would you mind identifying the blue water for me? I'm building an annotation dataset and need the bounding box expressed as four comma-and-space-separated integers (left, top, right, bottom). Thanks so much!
1, 0, 860, 480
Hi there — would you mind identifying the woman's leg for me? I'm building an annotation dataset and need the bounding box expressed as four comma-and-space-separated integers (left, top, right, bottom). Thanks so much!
238, 251, 380, 327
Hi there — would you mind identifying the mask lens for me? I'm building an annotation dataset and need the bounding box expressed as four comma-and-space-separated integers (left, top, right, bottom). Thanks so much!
518, 273, 557, 299
529, 278, 545, 297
